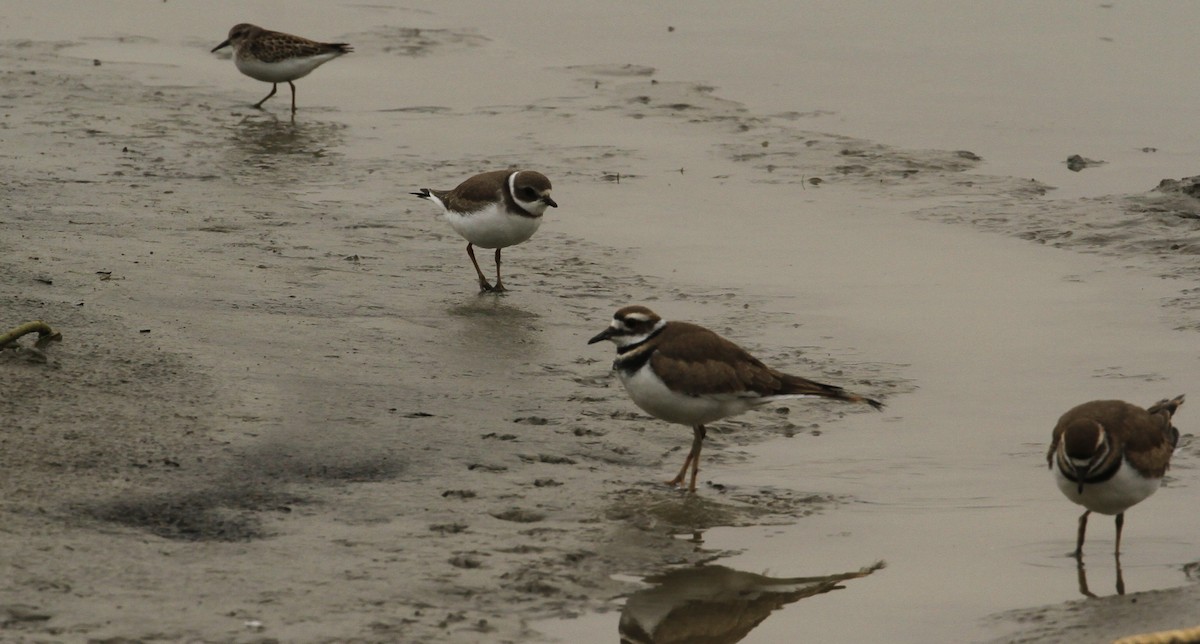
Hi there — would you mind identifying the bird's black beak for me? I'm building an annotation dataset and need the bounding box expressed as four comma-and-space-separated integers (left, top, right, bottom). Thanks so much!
542, 195, 558, 208
211, 39, 231, 53
587, 327, 614, 345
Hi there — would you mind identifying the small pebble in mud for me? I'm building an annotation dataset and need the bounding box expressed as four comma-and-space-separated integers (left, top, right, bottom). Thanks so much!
442, 489, 476, 499
1066, 154, 1105, 172
533, 478, 562, 487
93, 59, 101, 66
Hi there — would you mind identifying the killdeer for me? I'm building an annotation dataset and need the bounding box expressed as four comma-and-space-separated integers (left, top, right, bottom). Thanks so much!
412, 170, 557, 292
619, 562, 884, 644
212, 24, 352, 113
1048, 395, 1184, 557
588, 305, 883, 492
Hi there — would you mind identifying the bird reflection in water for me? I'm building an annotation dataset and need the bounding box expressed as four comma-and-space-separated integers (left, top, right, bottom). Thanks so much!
228, 114, 346, 158
1075, 554, 1125, 598
619, 561, 884, 644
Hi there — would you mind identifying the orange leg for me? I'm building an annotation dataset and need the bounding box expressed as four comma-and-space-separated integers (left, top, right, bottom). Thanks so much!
667, 425, 706, 493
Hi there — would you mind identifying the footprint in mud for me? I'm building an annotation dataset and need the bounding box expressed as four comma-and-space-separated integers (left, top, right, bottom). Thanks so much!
490, 508, 546, 523
566, 63, 656, 77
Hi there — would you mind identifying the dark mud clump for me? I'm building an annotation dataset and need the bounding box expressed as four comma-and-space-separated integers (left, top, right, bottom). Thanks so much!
83, 484, 302, 542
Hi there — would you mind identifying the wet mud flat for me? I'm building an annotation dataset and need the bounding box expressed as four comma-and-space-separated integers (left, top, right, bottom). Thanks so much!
2, 11, 1200, 644
0, 40, 900, 643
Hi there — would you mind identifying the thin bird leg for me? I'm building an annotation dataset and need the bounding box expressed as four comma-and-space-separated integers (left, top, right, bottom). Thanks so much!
254, 83, 278, 109
492, 248, 507, 292
1113, 512, 1124, 556
1074, 510, 1090, 559
687, 425, 706, 493
668, 425, 705, 489
288, 81, 297, 113
668, 449, 694, 489
466, 243, 494, 291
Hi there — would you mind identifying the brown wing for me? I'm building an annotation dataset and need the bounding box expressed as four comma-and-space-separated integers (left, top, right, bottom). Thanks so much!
1124, 396, 1183, 476
648, 322, 872, 407
649, 324, 782, 396
430, 170, 511, 213
250, 32, 350, 63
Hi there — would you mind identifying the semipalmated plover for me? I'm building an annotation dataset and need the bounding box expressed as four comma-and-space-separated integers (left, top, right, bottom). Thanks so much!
1048, 395, 1184, 557
589, 305, 883, 492
412, 170, 557, 293
212, 23, 352, 113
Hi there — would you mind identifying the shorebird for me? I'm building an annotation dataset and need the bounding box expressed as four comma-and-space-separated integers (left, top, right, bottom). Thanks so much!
212, 23, 352, 113
1048, 395, 1184, 557
412, 170, 557, 292
620, 562, 884, 644
589, 305, 883, 492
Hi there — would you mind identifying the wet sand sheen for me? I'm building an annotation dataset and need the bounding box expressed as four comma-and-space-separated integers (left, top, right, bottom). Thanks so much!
1, 2, 1198, 644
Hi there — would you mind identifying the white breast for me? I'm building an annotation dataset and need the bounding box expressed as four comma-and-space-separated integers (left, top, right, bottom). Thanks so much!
235, 52, 342, 83
618, 362, 759, 427
1052, 458, 1162, 515
442, 202, 542, 249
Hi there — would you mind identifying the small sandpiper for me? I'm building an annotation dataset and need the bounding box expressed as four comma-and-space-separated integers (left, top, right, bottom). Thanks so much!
1048, 395, 1184, 557
589, 305, 883, 492
212, 23, 352, 113
412, 170, 557, 293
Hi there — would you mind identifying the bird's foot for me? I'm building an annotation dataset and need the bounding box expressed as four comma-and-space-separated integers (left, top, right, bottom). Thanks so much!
665, 477, 697, 493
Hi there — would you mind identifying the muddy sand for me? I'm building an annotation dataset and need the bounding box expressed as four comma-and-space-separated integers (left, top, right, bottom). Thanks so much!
2, 3, 1199, 643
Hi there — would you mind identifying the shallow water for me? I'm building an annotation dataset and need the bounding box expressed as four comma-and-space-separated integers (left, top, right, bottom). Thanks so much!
3, 2, 1198, 643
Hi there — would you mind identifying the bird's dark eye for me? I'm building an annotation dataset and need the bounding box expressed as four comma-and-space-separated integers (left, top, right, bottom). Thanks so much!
519, 187, 537, 200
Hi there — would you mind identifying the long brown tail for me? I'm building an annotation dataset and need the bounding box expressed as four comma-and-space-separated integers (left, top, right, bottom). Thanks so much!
1148, 394, 1185, 447
781, 374, 884, 411
1148, 394, 1185, 418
